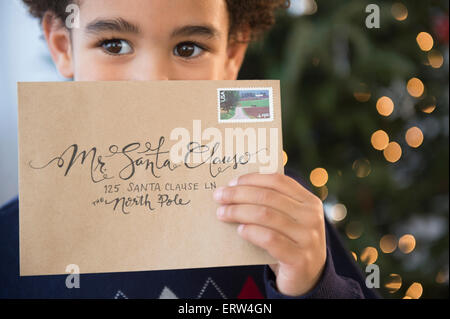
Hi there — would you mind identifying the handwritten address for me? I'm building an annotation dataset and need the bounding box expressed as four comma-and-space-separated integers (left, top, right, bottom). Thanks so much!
28, 136, 264, 214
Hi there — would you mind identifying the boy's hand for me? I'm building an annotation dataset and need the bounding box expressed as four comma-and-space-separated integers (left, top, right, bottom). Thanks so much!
213, 173, 327, 297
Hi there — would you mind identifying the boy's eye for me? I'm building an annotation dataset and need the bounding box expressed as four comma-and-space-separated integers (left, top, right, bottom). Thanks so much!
173, 42, 204, 58
101, 39, 133, 55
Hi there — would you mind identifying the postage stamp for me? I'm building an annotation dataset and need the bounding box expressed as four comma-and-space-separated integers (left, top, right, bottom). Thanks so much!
217, 87, 274, 123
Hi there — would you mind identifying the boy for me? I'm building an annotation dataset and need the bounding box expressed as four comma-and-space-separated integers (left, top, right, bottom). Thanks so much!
0, 0, 377, 298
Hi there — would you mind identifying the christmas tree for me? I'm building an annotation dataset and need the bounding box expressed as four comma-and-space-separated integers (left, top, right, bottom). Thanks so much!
239, 0, 449, 298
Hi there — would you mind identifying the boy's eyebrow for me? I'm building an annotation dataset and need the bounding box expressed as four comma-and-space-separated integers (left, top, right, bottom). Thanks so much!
85, 18, 141, 35
170, 25, 221, 39
84, 19, 220, 40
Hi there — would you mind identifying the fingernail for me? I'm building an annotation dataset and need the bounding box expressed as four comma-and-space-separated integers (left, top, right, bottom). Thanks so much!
213, 187, 225, 201
237, 224, 245, 233
216, 206, 226, 217
228, 177, 239, 187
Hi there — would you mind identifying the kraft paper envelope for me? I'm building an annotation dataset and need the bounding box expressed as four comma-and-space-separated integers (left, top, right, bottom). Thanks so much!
18, 80, 283, 276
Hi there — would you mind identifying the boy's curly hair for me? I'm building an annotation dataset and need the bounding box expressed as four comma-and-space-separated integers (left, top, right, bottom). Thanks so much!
22, 0, 289, 41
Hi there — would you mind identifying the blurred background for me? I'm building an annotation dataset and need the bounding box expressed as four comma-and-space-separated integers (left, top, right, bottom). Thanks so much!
240, 0, 449, 299
0, 0, 448, 299
0, 1, 64, 206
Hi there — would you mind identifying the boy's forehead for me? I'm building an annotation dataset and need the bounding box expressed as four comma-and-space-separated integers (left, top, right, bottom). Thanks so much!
78, 0, 229, 35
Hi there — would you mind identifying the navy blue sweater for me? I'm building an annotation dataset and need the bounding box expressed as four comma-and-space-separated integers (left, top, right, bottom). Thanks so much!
0, 170, 379, 299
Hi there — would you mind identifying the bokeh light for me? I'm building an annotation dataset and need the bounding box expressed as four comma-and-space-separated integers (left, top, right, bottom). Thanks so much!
376, 96, 394, 116
310, 168, 328, 187
385, 274, 402, 293
427, 50, 444, 69
283, 150, 288, 166
360, 246, 378, 265
317, 186, 328, 201
420, 96, 437, 114
421, 104, 436, 114
383, 142, 402, 163
405, 282, 423, 299
346, 221, 363, 239
380, 234, 398, 253
371, 130, 390, 151
391, 2, 408, 21
352, 158, 371, 178
332, 203, 347, 222
435, 270, 449, 284
353, 83, 371, 102
398, 234, 416, 254
288, 0, 318, 16
416, 32, 434, 51
405, 126, 424, 148
407, 77, 425, 98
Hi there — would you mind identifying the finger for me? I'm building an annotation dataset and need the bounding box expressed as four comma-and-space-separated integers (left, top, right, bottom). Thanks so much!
214, 185, 307, 223
228, 173, 314, 203
214, 179, 325, 227
237, 224, 301, 265
217, 204, 311, 246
